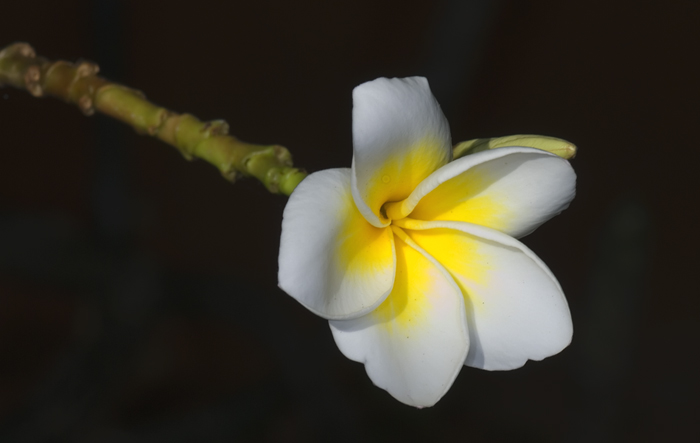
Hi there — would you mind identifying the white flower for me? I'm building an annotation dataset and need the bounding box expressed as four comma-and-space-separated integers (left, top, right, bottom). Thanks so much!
278, 77, 576, 407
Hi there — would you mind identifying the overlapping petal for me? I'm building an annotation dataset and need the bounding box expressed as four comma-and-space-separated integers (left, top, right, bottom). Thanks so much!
397, 218, 572, 370
385, 147, 576, 238
279, 169, 396, 320
278, 76, 576, 408
330, 228, 469, 407
351, 77, 452, 227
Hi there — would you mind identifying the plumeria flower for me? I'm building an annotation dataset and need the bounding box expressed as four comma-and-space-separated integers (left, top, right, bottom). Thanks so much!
278, 77, 576, 407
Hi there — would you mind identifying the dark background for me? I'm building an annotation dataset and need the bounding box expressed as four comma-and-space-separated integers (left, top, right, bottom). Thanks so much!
1, 0, 698, 441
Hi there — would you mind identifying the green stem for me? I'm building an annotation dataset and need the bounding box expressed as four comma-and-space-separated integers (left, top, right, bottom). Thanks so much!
0, 42, 307, 195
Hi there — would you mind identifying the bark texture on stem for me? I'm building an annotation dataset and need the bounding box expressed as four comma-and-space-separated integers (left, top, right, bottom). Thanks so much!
0, 42, 307, 196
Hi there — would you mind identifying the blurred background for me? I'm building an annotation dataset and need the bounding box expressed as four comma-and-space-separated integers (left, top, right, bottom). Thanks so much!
0, 0, 697, 441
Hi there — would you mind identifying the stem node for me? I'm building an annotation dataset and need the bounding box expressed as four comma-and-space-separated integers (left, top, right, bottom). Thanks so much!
0, 42, 309, 196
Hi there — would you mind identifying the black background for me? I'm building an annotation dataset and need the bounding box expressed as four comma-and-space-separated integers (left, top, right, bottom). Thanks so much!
1, 1, 698, 441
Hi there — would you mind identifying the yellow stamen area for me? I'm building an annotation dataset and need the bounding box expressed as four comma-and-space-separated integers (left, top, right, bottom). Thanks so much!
361, 148, 505, 327
406, 227, 490, 312
364, 137, 449, 222
333, 184, 394, 291
370, 226, 439, 332
383, 199, 409, 222
409, 165, 506, 228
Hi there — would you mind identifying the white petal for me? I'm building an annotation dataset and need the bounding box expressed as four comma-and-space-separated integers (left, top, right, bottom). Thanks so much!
330, 228, 468, 407
385, 147, 576, 238
278, 168, 396, 320
399, 219, 572, 370
351, 77, 452, 227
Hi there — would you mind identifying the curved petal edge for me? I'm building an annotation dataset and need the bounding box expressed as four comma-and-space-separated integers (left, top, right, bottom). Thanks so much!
400, 219, 572, 371
352, 77, 452, 226
330, 231, 469, 407
279, 168, 396, 320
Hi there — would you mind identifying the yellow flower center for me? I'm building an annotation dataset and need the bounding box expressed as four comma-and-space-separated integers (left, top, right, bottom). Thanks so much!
380, 199, 411, 225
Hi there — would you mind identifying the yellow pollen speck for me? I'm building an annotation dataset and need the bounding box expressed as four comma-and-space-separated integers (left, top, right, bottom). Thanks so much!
382, 175, 391, 184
